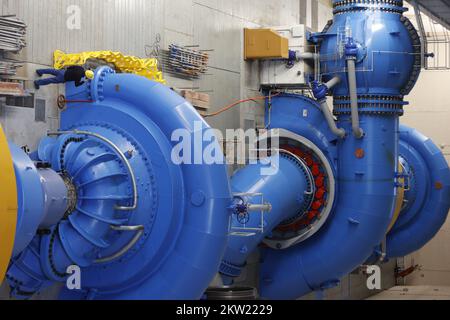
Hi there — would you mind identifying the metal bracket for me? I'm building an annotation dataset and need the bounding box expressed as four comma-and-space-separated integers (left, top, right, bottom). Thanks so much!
229, 192, 271, 237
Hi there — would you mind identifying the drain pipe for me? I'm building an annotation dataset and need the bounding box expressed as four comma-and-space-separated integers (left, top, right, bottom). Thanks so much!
345, 38, 364, 139
312, 77, 346, 139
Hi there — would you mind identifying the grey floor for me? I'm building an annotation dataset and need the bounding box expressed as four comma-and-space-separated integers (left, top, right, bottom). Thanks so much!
368, 286, 450, 300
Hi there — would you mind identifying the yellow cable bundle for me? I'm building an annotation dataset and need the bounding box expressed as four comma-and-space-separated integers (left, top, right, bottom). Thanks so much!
53, 50, 166, 84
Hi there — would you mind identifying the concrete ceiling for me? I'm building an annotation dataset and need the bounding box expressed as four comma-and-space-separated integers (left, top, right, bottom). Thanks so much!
411, 0, 450, 30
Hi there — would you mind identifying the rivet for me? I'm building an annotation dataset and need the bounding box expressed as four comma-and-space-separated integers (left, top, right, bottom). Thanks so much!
435, 181, 444, 190
355, 148, 365, 159
191, 191, 206, 207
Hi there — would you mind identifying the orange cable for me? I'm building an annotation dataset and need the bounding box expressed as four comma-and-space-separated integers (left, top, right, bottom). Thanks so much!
203, 92, 281, 118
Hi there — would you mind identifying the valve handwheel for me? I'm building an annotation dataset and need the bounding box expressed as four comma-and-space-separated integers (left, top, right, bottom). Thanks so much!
57, 95, 66, 110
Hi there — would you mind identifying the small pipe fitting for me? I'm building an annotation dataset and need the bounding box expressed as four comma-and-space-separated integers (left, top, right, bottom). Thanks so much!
311, 78, 346, 139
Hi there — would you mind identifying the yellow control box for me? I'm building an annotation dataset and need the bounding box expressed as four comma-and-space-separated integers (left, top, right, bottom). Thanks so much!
244, 28, 289, 60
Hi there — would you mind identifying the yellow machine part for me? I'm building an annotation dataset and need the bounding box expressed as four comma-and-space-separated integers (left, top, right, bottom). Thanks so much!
53, 50, 166, 84
387, 161, 406, 233
244, 28, 289, 60
0, 125, 18, 284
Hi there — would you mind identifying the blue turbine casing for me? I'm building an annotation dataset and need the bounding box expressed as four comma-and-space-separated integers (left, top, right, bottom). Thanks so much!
59, 69, 232, 300
387, 125, 450, 258
6, 67, 232, 300
325, 1, 415, 94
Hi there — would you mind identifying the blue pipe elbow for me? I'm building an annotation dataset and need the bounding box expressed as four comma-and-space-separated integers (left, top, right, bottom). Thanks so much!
386, 125, 450, 258
260, 114, 398, 299
220, 154, 309, 278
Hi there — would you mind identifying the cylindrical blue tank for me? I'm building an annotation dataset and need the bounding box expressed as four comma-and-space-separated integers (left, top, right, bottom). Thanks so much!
8, 143, 70, 258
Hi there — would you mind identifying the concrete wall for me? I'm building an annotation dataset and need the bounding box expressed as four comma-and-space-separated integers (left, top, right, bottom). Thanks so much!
395, 2, 450, 288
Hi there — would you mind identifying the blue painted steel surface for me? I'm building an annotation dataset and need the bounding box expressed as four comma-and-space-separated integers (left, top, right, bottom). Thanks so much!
319, 1, 418, 101
8, 143, 45, 257
260, 114, 399, 299
4, 1, 450, 300
6, 67, 232, 300
265, 94, 339, 156
37, 169, 69, 228
220, 155, 309, 279
387, 125, 450, 258
258, 1, 416, 299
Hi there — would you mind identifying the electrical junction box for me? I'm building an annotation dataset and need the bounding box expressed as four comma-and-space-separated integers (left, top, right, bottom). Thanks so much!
244, 28, 290, 60
260, 25, 315, 90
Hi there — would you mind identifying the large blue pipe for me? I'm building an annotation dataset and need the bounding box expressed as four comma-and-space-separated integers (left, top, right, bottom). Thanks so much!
260, 114, 398, 299
220, 154, 309, 280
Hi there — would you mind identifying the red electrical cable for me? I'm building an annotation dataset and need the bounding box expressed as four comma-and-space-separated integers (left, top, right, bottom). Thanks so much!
203, 92, 281, 118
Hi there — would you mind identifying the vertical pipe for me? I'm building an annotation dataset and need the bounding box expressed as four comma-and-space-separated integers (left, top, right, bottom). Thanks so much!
346, 59, 364, 139
319, 100, 346, 138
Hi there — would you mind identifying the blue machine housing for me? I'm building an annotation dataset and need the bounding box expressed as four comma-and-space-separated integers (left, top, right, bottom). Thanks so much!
220, 154, 309, 280
7, 67, 233, 300
254, 0, 447, 299
4, 1, 450, 301
260, 101, 399, 299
